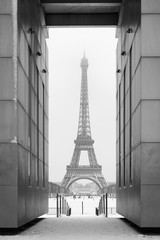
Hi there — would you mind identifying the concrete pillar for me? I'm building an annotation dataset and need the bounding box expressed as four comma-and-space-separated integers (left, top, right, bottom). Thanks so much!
0, 0, 18, 228
0, 0, 49, 228
116, 0, 160, 227
140, 0, 160, 227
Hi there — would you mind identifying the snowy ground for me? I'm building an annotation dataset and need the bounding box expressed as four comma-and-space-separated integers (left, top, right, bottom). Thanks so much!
65, 195, 100, 215
0, 198, 160, 239
1, 216, 160, 240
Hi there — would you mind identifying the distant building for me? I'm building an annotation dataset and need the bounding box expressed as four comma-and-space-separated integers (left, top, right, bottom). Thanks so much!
49, 182, 61, 197
107, 183, 116, 197
69, 182, 99, 195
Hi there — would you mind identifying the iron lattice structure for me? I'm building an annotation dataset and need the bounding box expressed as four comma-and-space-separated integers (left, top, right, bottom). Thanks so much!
61, 54, 107, 193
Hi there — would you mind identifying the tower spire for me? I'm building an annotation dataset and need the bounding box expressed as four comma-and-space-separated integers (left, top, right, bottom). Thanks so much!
77, 54, 92, 141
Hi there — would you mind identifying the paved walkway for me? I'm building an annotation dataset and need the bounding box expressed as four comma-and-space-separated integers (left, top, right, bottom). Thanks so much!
0, 215, 160, 240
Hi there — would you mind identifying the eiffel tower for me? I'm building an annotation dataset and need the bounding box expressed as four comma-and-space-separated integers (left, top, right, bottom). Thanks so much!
61, 54, 107, 194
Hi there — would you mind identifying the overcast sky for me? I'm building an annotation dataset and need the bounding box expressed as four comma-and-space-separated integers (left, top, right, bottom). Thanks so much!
47, 28, 117, 183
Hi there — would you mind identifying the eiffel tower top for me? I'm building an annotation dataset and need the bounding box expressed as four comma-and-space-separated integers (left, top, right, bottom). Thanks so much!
80, 52, 88, 67
75, 54, 93, 144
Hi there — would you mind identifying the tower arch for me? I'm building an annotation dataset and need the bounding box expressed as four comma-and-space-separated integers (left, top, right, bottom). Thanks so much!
67, 176, 102, 191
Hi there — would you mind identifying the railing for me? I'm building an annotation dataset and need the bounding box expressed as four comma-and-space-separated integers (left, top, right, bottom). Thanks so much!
96, 193, 116, 217
48, 194, 71, 217
108, 207, 116, 215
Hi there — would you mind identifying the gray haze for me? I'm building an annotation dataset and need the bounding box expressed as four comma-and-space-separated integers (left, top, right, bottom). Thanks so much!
47, 28, 117, 183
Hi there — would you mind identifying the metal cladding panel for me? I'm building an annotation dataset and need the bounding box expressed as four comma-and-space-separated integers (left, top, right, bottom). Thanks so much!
141, 143, 160, 185
45, 140, 49, 164
0, 58, 14, 100
0, 15, 13, 57
141, 58, 160, 100
18, 186, 26, 227
18, 145, 27, 187
17, 103, 29, 148
131, 63, 141, 113
0, 186, 18, 228
34, 188, 41, 217
0, 143, 18, 186
0, 101, 17, 142
31, 122, 36, 155
39, 132, 43, 161
0, 0, 12, 14
141, 100, 160, 142
17, 62, 29, 113
131, 25, 141, 78
141, 15, 160, 56
117, 145, 141, 226
125, 92, 129, 126
45, 115, 49, 140
141, 185, 160, 227
125, 59, 130, 94
26, 186, 35, 222
125, 123, 130, 156
18, 28, 29, 78
141, 0, 160, 14
131, 104, 140, 149
116, 116, 119, 142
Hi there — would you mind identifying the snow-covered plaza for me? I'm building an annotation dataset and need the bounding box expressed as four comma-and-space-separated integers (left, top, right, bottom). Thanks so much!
0, 215, 160, 240
49, 196, 117, 216
0, 197, 160, 239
